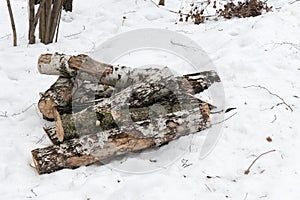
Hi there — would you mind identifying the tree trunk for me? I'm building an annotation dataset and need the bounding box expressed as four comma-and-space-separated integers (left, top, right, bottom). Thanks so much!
158, 0, 165, 6
6, 0, 17, 46
32, 103, 211, 174
44, 0, 63, 44
28, 0, 35, 44
63, 0, 73, 12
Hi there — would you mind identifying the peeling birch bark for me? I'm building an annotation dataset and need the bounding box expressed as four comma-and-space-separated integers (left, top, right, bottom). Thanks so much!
38, 76, 115, 120
32, 102, 211, 174
43, 125, 60, 145
37, 53, 168, 87
37, 53, 221, 89
56, 74, 215, 142
38, 77, 73, 120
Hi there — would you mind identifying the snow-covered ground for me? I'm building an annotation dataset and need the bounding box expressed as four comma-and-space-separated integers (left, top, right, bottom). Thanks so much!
1, 0, 300, 199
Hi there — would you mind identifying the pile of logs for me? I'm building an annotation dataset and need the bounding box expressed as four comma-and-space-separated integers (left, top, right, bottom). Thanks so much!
31, 53, 221, 174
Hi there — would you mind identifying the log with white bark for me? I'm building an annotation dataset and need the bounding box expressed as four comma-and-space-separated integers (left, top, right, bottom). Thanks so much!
37, 53, 221, 90
55, 74, 216, 142
32, 102, 211, 174
38, 76, 114, 121
37, 53, 170, 87
38, 63, 219, 120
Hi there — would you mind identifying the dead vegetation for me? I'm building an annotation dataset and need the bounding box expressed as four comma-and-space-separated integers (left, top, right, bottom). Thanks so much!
178, 0, 272, 25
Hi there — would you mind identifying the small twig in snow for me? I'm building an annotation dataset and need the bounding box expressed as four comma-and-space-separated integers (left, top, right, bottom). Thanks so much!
244, 193, 248, 200
244, 149, 276, 175
181, 158, 192, 168
64, 32, 82, 38
204, 184, 212, 192
148, 0, 159, 7
30, 189, 37, 197
259, 194, 268, 198
211, 112, 237, 126
271, 115, 277, 123
0, 111, 8, 117
244, 85, 293, 112
147, 0, 215, 18
11, 103, 36, 117
0, 34, 11, 40
272, 42, 300, 51
36, 135, 46, 144
289, 0, 300, 4
1, 103, 39, 118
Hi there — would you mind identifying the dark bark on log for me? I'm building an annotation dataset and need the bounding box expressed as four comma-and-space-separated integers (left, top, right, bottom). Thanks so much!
44, 125, 60, 145
32, 103, 210, 174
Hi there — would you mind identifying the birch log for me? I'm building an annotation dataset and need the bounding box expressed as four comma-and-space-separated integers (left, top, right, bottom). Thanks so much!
55, 74, 215, 142
37, 53, 221, 90
38, 77, 73, 121
37, 53, 166, 87
43, 125, 60, 145
32, 102, 210, 174
38, 76, 114, 121
38, 63, 219, 121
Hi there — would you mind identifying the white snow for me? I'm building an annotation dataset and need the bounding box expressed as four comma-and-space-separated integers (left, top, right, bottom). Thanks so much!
1, 0, 300, 199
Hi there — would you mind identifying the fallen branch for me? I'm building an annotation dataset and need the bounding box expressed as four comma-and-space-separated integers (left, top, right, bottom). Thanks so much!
244, 149, 276, 175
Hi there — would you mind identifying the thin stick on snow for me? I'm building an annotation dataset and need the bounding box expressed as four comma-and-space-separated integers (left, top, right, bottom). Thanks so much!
244, 149, 276, 175
244, 85, 293, 112
211, 112, 237, 126
289, 0, 300, 4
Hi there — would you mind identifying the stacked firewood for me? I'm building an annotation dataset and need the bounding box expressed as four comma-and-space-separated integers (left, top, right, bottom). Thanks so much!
31, 53, 221, 174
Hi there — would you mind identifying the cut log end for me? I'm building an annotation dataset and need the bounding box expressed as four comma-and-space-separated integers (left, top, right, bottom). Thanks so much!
38, 98, 57, 119
54, 111, 65, 142
32, 154, 40, 173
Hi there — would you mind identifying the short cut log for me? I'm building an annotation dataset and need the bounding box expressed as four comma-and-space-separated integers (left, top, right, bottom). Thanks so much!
37, 53, 221, 89
32, 102, 211, 174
